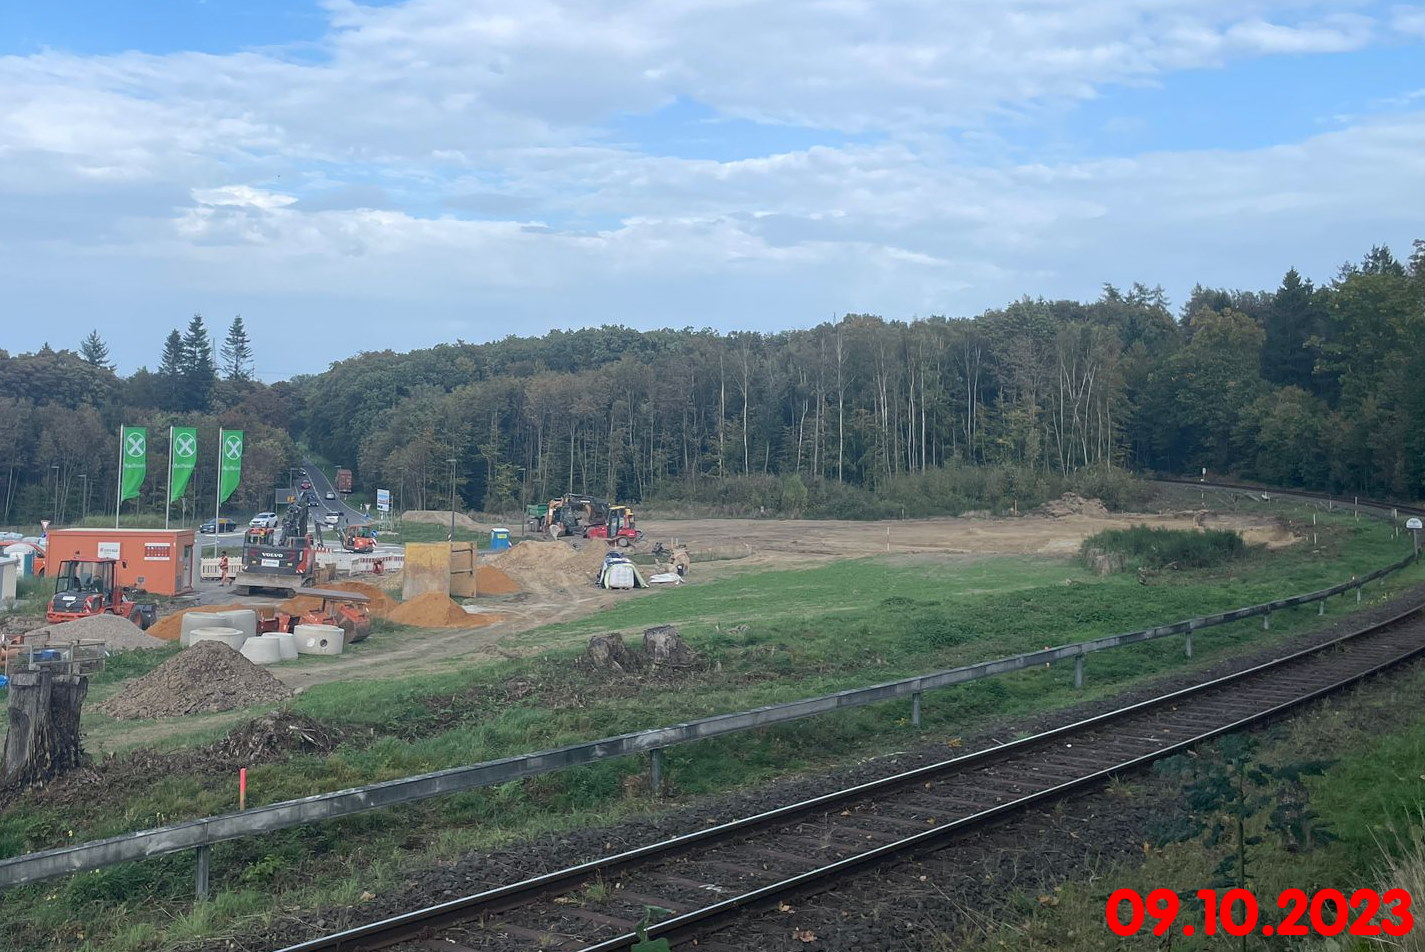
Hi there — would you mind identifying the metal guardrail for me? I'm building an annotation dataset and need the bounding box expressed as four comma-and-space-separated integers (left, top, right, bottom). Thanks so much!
0, 488, 1421, 895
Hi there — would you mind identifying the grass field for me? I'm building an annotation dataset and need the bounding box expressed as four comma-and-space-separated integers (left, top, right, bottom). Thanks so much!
0, 507, 1421, 951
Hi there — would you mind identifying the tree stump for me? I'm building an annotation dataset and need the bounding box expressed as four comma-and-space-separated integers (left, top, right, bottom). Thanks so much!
643, 625, 701, 669
578, 634, 643, 675
1, 668, 89, 791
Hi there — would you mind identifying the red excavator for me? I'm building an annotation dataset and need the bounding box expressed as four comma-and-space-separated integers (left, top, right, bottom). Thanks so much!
338, 524, 377, 554
45, 558, 158, 629
584, 504, 643, 547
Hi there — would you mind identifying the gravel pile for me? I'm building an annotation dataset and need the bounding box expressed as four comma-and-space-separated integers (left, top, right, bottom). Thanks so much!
27, 613, 167, 651
97, 642, 292, 719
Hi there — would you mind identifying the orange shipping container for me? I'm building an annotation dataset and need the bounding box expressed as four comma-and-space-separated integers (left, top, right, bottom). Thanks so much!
44, 528, 198, 595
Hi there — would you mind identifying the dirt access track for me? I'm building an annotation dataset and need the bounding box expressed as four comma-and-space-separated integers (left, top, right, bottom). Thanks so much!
644, 508, 1296, 561
259, 503, 1295, 697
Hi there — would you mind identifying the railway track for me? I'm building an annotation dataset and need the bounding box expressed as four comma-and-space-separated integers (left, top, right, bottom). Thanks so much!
282, 601, 1425, 952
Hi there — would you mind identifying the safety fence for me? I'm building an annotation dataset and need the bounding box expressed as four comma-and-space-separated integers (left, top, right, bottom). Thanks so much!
1, 488, 1421, 898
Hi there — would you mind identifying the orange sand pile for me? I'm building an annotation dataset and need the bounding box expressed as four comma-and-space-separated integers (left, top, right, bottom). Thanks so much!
475, 564, 521, 595
148, 603, 250, 642
387, 592, 478, 627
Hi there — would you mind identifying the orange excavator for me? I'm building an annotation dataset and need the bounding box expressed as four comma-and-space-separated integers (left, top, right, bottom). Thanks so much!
258, 588, 373, 644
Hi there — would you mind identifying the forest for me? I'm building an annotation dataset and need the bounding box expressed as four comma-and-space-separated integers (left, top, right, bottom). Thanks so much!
1, 241, 1422, 526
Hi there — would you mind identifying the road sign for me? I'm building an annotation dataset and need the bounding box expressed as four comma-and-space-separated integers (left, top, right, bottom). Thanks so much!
1407, 517, 1423, 530
376, 489, 391, 512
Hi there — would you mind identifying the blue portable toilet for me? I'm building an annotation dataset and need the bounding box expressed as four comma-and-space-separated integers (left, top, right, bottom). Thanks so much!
489, 527, 512, 551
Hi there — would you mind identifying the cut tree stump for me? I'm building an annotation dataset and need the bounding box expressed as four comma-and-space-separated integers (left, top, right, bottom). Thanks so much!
643, 625, 701, 669
578, 633, 643, 675
1, 667, 89, 791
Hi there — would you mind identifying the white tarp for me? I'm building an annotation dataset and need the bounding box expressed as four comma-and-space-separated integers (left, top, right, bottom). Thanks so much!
597, 555, 648, 589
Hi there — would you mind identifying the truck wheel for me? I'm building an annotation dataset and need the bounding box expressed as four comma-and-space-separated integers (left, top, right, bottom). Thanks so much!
616, 536, 631, 548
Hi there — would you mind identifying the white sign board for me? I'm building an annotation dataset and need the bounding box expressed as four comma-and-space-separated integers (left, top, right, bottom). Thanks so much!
1407, 517, 1423, 530
97, 541, 122, 560
376, 489, 391, 512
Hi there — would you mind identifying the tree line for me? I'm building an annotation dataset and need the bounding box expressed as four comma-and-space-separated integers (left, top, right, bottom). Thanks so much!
1, 241, 1422, 527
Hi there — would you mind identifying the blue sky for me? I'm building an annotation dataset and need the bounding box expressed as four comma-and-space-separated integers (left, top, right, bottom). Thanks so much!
1, 0, 1423, 378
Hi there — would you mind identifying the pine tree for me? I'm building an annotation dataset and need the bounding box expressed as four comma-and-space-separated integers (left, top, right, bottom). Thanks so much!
79, 330, 114, 370
157, 329, 186, 411
180, 313, 216, 411
220, 315, 254, 381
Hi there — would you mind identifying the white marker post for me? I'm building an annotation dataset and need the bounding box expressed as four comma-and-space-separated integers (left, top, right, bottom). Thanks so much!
1407, 517, 1422, 557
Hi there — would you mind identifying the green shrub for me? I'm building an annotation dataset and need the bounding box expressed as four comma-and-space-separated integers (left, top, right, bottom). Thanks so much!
1081, 524, 1248, 571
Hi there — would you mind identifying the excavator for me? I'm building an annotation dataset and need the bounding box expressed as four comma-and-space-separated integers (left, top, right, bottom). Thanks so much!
338, 524, 377, 554
231, 500, 321, 595
257, 588, 373, 644
584, 504, 643, 547
45, 558, 158, 628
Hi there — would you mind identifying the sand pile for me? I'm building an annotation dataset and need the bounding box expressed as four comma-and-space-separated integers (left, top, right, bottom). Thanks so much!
475, 564, 521, 595
490, 540, 607, 589
387, 592, 481, 628
148, 604, 251, 642
97, 642, 293, 719
1032, 493, 1110, 518
25, 614, 167, 651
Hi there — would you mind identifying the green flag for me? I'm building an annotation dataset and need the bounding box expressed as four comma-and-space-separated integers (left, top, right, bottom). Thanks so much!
119, 426, 147, 502
169, 426, 198, 502
218, 429, 244, 504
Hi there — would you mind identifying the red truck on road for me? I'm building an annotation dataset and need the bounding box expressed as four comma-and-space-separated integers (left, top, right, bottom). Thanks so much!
336, 468, 352, 494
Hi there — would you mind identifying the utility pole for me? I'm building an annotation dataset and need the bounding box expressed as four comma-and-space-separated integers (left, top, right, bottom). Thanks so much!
79, 474, 88, 521
51, 465, 60, 525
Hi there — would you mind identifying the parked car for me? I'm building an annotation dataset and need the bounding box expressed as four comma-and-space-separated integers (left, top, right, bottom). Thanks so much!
199, 518, 237, 534
250, 512, 278, 529
325, 491, 336, 500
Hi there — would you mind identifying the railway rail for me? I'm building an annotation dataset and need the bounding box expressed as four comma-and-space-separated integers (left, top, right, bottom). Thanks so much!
282, 601, 1425, 952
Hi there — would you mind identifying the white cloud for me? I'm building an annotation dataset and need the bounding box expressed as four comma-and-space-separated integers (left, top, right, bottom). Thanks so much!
0, 0, 1420, 374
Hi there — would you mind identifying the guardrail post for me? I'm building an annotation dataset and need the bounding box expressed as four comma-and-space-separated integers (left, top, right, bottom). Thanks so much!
911, 691, 922, 727
1074, 655, 1084, 689
1357, 585, 1362, 604
194, 845, 210, 901
1263, 612, 1271, 630
1184, 633, 1193, 658
649, 748, 664, 798
1319, 598, 1325, 616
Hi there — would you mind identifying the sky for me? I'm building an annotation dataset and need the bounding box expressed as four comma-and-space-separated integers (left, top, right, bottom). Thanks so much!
1, 0, 1423, 380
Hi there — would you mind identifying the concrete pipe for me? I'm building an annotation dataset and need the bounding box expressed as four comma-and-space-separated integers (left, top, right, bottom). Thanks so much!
187, 627, 248, 651
293, 623, 344, 656
239, 637, 282, 665
262, 632, 299, 661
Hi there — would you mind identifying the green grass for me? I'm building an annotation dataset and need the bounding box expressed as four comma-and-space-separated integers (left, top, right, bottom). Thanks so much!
0, 506, 1420, 950
384, 522, 485, 545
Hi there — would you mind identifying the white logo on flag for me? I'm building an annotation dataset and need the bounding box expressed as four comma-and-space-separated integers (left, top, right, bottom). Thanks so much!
125, 432, 146, 457
224, 435, 243, 460
175, 433, 197, 457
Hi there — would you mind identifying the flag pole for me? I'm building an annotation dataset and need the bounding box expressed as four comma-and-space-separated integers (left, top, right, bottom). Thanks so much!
166, 425, 173, 530
115, 426, 124, 528
215, 430, 223, 558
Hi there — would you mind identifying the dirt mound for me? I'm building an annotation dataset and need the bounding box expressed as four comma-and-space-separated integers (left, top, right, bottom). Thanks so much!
1031, 493, 1109, 518
205, 711, 343, 763
385, 592, 505, 628
26, 614, 167, 651
148, 603, 251, 642
97, 642, 293, 719
402, 510, 485, 532
489, 540, 608, 592
475, 564, 521, 595
281, 580, 399, 618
